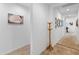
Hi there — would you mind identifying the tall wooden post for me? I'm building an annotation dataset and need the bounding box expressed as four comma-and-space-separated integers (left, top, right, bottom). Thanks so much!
41, 20, 54, 55
46, 21, 53, 51
49, 22, 52, 46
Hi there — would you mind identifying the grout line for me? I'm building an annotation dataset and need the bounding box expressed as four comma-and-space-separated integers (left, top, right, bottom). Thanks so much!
56, 43, 79, 52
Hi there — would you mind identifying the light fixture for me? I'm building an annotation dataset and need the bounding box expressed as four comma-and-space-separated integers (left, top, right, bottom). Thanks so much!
67, 9, 70, 11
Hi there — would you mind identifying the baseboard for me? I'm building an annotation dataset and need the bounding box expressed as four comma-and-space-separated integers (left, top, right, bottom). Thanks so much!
4, 44, 30, 55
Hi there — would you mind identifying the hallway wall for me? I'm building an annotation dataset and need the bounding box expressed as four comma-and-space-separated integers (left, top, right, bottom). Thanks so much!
76, 9, 79, 40
49, 6, 79, 46
32, 4, 49, 55
49, 7, 65, 45
0, 3, 31, 54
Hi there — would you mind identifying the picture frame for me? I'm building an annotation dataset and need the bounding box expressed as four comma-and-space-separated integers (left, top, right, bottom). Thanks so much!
76, 19, 78, 27
55, 17, 63, 28
8, 13, 23, 24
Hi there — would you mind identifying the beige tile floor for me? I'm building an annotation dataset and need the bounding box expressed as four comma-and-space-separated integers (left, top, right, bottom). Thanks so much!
41, 35, 79, 55
7, 45, 30, 55
6, 35, 79, 55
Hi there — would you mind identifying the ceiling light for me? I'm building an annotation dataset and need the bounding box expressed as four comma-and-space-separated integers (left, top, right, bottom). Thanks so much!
67, 9, 70, 11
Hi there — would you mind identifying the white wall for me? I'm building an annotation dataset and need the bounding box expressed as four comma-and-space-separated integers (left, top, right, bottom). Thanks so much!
49, 7, 66, 45
76, 9, 79, 40
0, 3, 31, 54
31, 4, 49, 55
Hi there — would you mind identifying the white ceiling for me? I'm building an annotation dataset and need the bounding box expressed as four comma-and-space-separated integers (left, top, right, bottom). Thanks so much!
19, 3, 79, 17
50, 3, 79, 17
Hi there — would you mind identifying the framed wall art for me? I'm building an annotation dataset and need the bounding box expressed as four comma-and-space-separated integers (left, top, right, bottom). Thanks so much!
76, 19, 78, 27
8, 13, 23, 24
55, 17, 63, 28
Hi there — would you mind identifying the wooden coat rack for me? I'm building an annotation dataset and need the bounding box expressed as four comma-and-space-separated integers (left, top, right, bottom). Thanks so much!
46, 21, 53, 51
41, 20, 54, 55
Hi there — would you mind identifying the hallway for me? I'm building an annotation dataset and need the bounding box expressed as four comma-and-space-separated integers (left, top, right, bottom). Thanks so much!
0, 3, 79, 55
31, 3, 79, 55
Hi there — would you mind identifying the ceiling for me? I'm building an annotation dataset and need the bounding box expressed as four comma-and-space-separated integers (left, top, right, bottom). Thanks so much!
19, 3, 79, 17
51, 3, 79, 17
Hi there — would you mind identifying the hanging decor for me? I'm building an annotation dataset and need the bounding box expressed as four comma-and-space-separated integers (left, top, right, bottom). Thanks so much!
76, 19, 78, 27
8, 13, 23, 24
55, 17, 63, 28
69, 22, 73, 25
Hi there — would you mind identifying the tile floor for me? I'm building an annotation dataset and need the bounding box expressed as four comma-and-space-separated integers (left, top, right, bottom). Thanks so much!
7, 45, 30, 55
41, 35, 79, 55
